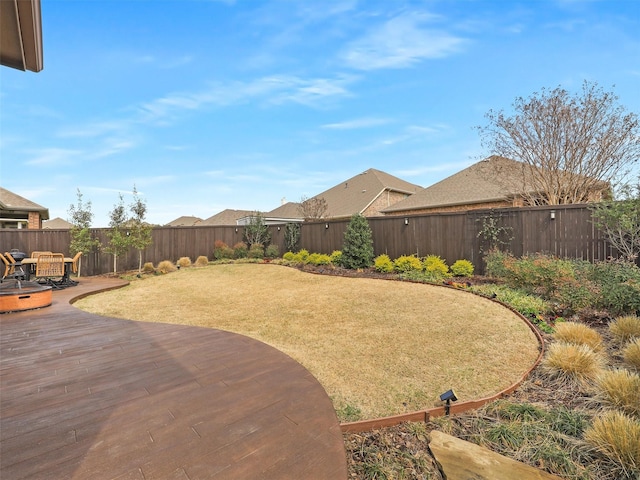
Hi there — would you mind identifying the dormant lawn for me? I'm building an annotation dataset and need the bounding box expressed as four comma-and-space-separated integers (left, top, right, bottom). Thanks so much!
75, 263, 539, 420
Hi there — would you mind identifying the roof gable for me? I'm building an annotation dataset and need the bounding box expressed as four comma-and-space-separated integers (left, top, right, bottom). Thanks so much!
0, 186, 49, 218
201, 209, 254, 226
311, 168, 422, 218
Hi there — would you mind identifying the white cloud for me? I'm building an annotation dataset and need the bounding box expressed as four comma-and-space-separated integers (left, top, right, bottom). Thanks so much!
341, 12, 466, 70
24, 147, 82, 166
322, 117, 393, 129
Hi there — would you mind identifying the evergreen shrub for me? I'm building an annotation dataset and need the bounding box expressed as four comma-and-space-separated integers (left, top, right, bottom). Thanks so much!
451, 259, 474, 277
374, 254, 394, 273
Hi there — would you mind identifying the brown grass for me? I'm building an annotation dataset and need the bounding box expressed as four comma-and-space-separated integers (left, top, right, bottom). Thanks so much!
541, 342, 606, 388
75, 264, 540, 419
553, 321, 603, 352
623, 339, 640, 371
595, 369, 640, 417
584, 411, 640, 478
609, 315, 640, 345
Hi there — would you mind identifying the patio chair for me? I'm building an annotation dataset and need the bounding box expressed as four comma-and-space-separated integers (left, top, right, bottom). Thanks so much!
31, 251, 52, 258
34, 253, 66, 289
0, 253, 24, 288
4, 252, 26, 280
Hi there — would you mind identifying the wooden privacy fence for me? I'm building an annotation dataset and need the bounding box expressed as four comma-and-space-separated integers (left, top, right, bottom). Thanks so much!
0, 204, 627, 277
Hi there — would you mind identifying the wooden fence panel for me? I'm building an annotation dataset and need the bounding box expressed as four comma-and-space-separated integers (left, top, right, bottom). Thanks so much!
1, 204, 636, 277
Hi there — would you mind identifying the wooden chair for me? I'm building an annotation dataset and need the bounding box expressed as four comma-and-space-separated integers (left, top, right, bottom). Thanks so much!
71, 251, 82, 274
31, 251, 52, 258
4, 252, 26, 280
34, 253, 66, 289
0, 253, 23, 287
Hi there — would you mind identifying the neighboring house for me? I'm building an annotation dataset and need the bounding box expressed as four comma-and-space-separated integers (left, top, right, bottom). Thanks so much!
0, 0, 43, 72
165, 216, 203, 227
307, 168, 422, 219
382, 156, 609, 216
0, 187, 49, 229
200, 209, 254, 226
42, 217, 73, 229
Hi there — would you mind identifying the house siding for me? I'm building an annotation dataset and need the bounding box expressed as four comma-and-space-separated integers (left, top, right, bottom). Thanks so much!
363, 190, 411, 217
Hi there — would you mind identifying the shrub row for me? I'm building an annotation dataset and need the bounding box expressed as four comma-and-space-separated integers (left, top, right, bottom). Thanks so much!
213, 240, 279, 260
485, 250, 640, 316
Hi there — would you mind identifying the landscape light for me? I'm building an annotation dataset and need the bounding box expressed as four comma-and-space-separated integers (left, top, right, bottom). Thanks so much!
439, 389, 458, 416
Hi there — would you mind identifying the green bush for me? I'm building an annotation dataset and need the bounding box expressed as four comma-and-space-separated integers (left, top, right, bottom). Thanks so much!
233, 242, 248, 259
340, 214, 374, 269
471, 284, 552, 318
423, 255, 450, 278
393, 255, 423, 273
283, 251, 295, 261
484, 249, 513, 279
590, 261, 640, 316
330, 250, 342, 265
297, 249, 310, 263
308, 253, 332, 265
248, 244, 264, 259
374, 254, 394, 273
264, 244, 279, 259
213, 240, 234, 260
451, 259, 474, 277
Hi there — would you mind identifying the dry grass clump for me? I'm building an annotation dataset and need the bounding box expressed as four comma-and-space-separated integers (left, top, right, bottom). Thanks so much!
609, 315, 640, 344
623, 339, 640, 371
553, 321, 604, 352
177, 257, 192, 268
541, 342, 606, 387
156, 260, 177, 274
595, 369, 640, 417
195, 255, 209, 267
142, 262, 155, 274
584, 410, 640, 479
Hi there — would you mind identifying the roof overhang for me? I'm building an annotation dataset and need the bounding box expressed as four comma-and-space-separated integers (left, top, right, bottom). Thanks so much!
0, 0, 43, 72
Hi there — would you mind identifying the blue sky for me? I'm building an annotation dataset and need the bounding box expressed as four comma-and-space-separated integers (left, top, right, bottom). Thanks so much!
1, 0, 639, 227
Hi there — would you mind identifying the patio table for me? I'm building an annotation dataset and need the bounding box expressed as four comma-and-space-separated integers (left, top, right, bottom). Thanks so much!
22, 256, 75, 283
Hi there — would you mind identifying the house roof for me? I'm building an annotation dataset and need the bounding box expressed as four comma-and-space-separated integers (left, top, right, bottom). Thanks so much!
0, 0, 43, 72
311, 168, 422, 218
382, 156, 530, 213
0, 186, 49, 219
165, 216, 203, 227
42, 217, 73, 229
200, 209, 254, 226
264, 202, 303, 220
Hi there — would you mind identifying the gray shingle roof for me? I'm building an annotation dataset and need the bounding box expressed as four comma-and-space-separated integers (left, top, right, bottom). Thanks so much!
382, 157, 528, 213
165, 216, 203, 227
0, 187, 49, 219
265, 202, 303, 219
42, 217, 73, 229
311, 168, 423, 218
201, 209, 254, 226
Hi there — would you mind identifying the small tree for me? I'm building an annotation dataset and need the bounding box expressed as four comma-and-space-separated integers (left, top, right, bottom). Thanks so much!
68, 189, 100, 277
340, 213, 374, 269
104, 193, 130, 274
243, 212, 271, 248
128, 186, 153, 276
478, 81, 639, 205
298, 196, 328, 220
284, 222, 301, 252
591, 180, 640, 263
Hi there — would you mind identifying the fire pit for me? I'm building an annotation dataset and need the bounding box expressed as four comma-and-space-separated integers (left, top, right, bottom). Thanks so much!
0, 280, 52, 313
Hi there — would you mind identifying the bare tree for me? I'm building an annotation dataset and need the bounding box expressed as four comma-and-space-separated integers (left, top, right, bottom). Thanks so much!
298, 196, 328, 220
478, 81, 639, 205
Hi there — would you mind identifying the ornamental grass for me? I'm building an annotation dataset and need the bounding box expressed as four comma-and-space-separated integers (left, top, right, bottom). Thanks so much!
541, 342, 606, 387
609, 315, 640, 345
623, 339, 640, 371
595, 369, 640, 417
552, 321, 604, 352
584, 410, 640, 479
